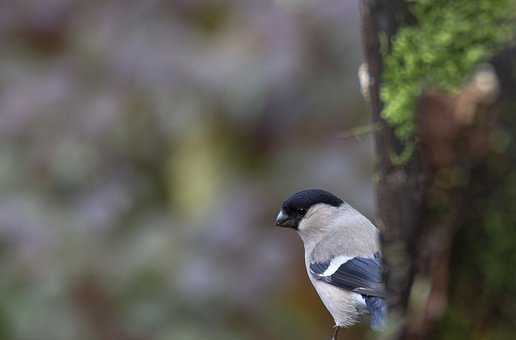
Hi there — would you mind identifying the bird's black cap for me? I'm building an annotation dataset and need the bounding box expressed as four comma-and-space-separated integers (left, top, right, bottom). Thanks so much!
276, 189, 343, 229
282, 189, 343, 212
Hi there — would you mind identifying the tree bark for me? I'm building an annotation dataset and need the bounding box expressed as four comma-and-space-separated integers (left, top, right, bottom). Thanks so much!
360, 1, 423, 337
360, 1, 516, 339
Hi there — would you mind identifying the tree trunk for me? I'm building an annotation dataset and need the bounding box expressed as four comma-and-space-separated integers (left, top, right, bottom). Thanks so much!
360, 1, 516, 339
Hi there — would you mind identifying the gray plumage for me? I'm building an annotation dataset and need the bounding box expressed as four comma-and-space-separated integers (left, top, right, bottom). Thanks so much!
275, 190, 387, 333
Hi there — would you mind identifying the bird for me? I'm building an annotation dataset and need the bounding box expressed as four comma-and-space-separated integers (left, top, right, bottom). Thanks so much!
275, 189, 386, 339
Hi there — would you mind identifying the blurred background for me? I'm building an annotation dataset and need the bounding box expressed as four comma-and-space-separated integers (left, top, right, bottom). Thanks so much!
0, 1, 375, 339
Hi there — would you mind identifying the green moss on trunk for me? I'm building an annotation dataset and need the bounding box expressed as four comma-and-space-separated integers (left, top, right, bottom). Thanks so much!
381, 0, 516, 142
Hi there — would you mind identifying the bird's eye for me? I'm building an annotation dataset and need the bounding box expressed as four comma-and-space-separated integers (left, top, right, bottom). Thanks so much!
297, 208, 306, 215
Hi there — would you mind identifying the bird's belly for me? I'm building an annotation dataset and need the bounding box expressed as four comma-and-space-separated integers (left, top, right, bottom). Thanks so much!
310, 277, 366, 327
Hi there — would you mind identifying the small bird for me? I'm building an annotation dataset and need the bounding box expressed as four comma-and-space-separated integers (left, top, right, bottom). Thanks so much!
275, 189, 386, 339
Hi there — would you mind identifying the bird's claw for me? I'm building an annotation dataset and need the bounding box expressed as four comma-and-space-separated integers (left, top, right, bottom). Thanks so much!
331, 326, 340, 340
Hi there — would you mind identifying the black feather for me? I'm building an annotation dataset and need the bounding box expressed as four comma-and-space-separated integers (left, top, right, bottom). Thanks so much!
309, 253, 385, 297
282, 189, 343, 214
310, 253, 387, 328
365, 296, 387, 330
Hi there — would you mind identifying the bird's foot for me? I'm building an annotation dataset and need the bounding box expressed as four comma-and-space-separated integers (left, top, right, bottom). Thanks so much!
331, 325, 340, 340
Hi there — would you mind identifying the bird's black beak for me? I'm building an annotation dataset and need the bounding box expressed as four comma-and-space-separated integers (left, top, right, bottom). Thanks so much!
275, 209, 293, 228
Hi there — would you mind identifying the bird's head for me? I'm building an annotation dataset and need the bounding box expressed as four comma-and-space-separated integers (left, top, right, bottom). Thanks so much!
275, 189, 344, 231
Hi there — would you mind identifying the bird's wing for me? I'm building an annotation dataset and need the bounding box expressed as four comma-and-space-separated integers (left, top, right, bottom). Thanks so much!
309, 252, 385, 298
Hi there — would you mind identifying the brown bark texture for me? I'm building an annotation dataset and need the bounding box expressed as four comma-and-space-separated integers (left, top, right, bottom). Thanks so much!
361, 1, 516, 339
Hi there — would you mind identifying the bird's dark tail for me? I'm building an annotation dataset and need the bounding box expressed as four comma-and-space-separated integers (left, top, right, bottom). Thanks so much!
364, 296, 387, 330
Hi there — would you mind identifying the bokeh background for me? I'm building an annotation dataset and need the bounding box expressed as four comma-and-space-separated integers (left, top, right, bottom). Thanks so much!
0, 1, 375, 339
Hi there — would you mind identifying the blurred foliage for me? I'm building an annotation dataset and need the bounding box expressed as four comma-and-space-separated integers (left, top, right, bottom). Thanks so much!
0, 1, 374, 340
381, 0, 516, 141
435, 100, 516, 339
